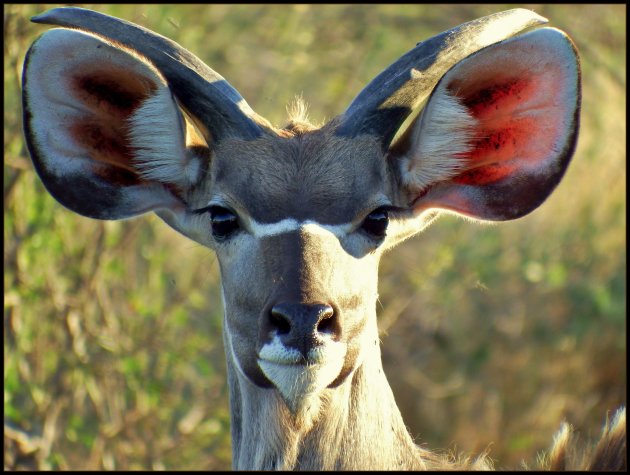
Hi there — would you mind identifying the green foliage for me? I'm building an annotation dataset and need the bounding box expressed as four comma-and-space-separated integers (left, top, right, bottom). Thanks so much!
4, 3, 625, 470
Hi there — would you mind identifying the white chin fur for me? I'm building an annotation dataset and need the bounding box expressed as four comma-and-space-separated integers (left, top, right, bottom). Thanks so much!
258, 339, 346, 413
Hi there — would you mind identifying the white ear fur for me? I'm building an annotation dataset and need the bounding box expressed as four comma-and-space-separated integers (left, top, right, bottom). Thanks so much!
128, 88, 203, 187
398, 86, 478, 194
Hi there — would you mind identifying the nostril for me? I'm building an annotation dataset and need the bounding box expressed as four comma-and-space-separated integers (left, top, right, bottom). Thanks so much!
268, 302, 339, 343
270, 308, 291, 335
316, 305, 336, 334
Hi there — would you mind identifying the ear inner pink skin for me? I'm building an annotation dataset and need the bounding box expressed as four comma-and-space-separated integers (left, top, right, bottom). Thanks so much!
453, 74, 562, 186
409, 36, 578, 222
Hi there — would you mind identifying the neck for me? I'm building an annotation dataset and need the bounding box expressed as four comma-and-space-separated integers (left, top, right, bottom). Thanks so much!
224, 325, 426, 470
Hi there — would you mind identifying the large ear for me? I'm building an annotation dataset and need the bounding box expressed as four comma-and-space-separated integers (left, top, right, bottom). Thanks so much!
22, 28, 209, 221
390, 27, 580, 221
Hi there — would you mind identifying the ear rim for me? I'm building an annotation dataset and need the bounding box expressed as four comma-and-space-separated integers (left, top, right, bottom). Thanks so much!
391, 26, 581, 222
21, 28, 194, 221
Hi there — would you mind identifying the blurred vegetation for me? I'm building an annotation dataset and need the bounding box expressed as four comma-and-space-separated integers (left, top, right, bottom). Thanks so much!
4, 3, 626, 470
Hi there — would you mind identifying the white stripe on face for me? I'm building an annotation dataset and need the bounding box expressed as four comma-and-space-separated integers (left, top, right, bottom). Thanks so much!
246, 217, 353, 239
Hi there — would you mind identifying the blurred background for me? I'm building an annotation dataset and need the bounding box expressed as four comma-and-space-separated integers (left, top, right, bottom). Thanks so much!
4, 3, 625, 470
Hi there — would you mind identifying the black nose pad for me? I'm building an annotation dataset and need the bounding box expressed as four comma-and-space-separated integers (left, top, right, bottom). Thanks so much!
268, 303, 339, 356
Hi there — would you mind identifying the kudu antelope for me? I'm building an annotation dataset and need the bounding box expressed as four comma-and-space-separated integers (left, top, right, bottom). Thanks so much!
22, 7, 625, 470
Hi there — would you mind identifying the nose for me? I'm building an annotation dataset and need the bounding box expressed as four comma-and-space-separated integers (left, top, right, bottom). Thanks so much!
267, 302, 340, 357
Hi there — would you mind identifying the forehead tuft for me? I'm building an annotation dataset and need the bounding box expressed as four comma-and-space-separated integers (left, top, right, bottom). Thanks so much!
212, 130, 386, 224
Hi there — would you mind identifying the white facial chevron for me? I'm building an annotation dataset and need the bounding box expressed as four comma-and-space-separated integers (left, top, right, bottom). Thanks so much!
249, 218, 353, 239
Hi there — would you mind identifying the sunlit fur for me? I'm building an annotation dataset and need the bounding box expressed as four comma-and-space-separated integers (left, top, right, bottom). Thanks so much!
128, 88, 202, 186
285, 95, 313, 127
399, 88, 478, 194
532, 408, 627, 471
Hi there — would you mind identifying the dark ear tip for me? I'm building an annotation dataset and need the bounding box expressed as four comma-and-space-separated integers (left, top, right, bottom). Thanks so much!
30, 8, 63, 24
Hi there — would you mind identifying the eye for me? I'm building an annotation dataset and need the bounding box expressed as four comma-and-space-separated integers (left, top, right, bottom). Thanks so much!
209, 206, 240, 240
361, 207, 389, 239
193, 205, 240, 241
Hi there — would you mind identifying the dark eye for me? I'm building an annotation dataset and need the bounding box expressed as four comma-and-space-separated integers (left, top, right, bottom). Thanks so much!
361, 207, 389, 239
193, 205, 240, 241
210, 206, 240, 240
